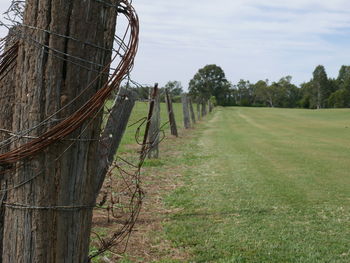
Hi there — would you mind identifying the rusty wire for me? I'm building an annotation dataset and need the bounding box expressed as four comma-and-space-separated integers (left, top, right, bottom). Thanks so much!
0, 0, 162, 261
0, 1, 172, 261
0, 1, 175, 261
0, 0, 139, 165
88, 86, 160, 261
0, 1, 123, 150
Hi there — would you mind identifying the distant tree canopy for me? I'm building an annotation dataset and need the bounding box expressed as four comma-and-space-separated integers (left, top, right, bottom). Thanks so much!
188, 64, 230, 106
164, 80, 183, 97
163, 80, 183, 102
187, 64, 350, 109
300, 65, 350, 109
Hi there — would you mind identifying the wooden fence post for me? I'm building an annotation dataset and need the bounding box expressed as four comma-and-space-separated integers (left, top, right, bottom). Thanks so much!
165, 88, 178, 137
201, 100, 207, 117
148, 84, 160, 159
95, 88, 136, 195
2, 1, 121, 261
196, 102, 201, 120
189, 97, 196, 124
0, 26, 18, 261
182, 94, 191, 129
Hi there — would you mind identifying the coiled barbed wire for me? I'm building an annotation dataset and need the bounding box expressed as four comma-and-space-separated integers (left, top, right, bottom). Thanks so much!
0, 0, 139, 165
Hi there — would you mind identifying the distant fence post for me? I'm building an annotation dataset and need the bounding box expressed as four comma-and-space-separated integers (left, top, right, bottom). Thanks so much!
196, 102, 201, 120
148, 83, 160, 159
165, 88, 178, 137
189, 97, 196, 124
209, 100, 213, 113
201, 99, 207, 117
182, 94, 191, 129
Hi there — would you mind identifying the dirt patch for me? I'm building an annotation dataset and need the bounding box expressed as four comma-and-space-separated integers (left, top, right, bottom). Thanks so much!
91, 134, 190, 262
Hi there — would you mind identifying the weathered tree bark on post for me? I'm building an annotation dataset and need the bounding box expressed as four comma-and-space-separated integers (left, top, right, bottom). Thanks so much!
182, 94, 191, 129
188, 97, 196, 124
0, 27, 18, 262
165, 88, 178, 137
95, 88, 136, 196
2, 0, 120, 262
148, 84, 160, 159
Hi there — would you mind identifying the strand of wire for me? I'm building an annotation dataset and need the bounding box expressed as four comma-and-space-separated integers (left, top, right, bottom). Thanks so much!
0, 0, 131, 150
0, 0, 139, 165
87, 84, 159, 261
0, 0, 152, 260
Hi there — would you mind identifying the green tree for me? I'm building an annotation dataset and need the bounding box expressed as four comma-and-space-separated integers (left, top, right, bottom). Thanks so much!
235, 79, 253, 106
253, 79, 269, 106
164, 81, 183, 97
327, 65, 350, 108
234, 79, 257, 106
312, 65, 330, 109
254, 79, 286, 108
276, 76, 301, 108
336, 65, 350, 89
189, 64, 230, 105
300, 80, 322, 109
328, 89, 350, 108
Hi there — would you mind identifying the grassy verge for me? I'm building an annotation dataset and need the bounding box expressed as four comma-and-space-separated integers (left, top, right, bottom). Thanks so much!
164, 107, 350, 262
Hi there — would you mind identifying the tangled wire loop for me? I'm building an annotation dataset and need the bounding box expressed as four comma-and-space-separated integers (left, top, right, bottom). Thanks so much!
0, 0, 139, 166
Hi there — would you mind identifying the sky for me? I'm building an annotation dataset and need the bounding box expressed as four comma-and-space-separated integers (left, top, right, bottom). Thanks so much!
1, 0, 350, 90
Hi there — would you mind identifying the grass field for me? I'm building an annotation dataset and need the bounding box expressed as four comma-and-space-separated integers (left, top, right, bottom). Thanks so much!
163, 107, 350, 262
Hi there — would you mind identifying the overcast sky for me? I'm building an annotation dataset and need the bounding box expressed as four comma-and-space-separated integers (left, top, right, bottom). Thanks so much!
1, 0, 350, 89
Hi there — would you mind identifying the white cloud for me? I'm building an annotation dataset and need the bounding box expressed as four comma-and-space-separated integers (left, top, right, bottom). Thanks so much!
131, 0, 350, 87
1, 0, 350, 87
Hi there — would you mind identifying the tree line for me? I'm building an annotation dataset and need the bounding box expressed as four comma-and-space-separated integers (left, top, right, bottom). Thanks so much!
129, 64, 350, 109
188, 64, 350, 108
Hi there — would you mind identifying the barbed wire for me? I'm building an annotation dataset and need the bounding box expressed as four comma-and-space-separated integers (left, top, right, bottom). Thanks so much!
0, 0, 132, 150
0, 0, 139, 164
88, 86, 162, 261
0, 0, 164, 262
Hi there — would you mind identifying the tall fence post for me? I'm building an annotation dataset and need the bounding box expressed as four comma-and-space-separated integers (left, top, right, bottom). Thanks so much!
189, 97, 196, 124
182, 94, 191, 129
1, 0, 124, 260
148, 84, 160, 159
165, 88, 178, 137
0, 26, 18, 260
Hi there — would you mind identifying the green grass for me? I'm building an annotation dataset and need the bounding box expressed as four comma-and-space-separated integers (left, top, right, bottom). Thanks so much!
164, 107, 350, 263
90, 228, 113, 263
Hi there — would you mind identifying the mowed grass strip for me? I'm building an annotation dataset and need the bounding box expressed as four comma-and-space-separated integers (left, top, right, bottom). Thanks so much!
165, 107, 350, 263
